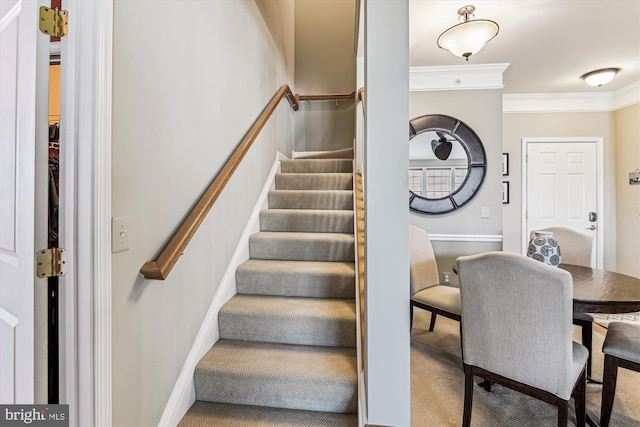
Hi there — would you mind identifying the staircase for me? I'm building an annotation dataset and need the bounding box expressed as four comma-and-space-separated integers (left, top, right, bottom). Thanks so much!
179, 149, 358, 426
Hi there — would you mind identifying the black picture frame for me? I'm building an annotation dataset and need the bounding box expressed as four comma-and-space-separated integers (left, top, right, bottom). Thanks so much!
502, 153, 509, 176
502, 181, 509, 204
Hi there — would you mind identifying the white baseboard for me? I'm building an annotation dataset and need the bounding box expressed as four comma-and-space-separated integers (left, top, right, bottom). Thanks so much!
428, 233, 503, 243
158, 154, 282, 426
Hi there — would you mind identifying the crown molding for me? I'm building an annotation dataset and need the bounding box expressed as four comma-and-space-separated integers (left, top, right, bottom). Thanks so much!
503, 92, 614, 113
409, 64, 638, 112
612, 81, 640, 110
504, 81, 639, 113
410, 63, 510, 91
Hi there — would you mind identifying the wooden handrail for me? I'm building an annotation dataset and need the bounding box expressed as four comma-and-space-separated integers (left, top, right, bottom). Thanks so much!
296, 90, 356, 103
140, 85, 299, 280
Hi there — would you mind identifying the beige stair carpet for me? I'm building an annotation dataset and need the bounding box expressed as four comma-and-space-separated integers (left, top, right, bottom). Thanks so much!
180, 152, 358, 426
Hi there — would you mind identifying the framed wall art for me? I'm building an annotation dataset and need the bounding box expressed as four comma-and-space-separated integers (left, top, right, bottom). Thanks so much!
502, 153, 509, 176
502, 181, 509, 204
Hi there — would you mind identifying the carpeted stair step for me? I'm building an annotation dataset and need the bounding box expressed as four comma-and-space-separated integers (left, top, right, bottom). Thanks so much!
280, 159, 353, 174
236, 259, 355, 299
249, 231, 354, 262
178, 401, 357, 427
259, 209, 354, 233
296, 148, 354, 159
219, 294, 356, 347
193, 340, 357, 413
268, 190, 353, 210
179, 151, 359, 426
275, 173, 353, 190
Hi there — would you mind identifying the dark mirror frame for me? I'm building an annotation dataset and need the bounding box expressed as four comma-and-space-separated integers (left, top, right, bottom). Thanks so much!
409, 114, 486, 215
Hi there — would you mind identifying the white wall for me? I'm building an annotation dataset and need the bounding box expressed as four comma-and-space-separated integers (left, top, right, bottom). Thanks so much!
110, 1, 294, 425
363, 1, 411, 425
613, 103, 640, 277
294, 0, 356, 152
409, 90, 504, 284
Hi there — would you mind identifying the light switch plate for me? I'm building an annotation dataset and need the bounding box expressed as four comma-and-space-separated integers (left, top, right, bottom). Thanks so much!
481, 206, 490, 218
112, 216, 130, 253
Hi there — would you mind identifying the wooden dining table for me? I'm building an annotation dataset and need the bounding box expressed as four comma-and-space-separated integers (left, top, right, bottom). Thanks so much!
560, 264, 640, 314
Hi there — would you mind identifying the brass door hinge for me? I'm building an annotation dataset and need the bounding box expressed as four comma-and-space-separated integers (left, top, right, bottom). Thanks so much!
36, 248, 66, 278
39, 6, 68, 38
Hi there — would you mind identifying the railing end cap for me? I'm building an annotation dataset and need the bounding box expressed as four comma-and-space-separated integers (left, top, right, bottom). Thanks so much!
140, 261, 166, 280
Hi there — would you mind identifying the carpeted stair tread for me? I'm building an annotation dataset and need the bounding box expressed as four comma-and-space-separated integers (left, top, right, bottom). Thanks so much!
249, 231, 354, 262
179, 151, 359, 425
194, 340, 357, 413
259, 209, 354, 233
268, 190, 353, 210
219, 294, 356, 347
236, 259, 355, 299
296, 148, 354, 159
275, 173, 353, 190
280, 159, 353, 174
178, 401, 357, 427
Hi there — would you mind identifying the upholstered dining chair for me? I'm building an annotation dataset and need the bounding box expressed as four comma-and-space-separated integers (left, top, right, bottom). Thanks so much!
409, 225, 460, 332
456, 251, 588, 427
599, 321, 640, 427
532, 226, 593, 267
531, 226, 596, 379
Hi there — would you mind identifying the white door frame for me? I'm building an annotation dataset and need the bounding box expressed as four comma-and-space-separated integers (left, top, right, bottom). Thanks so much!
521, 137, 604, 268
58, 1, 112, 425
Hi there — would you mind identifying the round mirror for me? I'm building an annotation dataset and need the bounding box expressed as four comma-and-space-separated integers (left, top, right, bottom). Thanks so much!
409, 114, 486, 215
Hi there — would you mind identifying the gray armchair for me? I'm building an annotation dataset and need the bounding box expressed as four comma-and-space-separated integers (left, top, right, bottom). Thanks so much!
532, 226, 596, 379
409, 225, 460, 332
456, 251, 588, 427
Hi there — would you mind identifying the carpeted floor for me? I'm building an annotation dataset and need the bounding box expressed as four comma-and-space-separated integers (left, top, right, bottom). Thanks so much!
411, 312, 640, 426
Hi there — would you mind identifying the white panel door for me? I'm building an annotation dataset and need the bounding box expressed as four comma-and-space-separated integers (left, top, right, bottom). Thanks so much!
526, 142, 598, 265
0, 0, 38, 403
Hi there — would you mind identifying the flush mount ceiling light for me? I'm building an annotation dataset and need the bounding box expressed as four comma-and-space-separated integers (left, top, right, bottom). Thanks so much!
580, 68, 621, 87
437, 5, 499, 61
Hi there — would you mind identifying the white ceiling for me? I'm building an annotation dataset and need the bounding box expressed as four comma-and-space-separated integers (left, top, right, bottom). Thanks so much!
409, 0, 640, 94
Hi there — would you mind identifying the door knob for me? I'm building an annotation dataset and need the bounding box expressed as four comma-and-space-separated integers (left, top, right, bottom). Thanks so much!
586, 225, 596, 231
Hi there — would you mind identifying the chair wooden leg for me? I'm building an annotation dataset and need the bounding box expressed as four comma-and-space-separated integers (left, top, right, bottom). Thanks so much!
428, 312, 437, 331
410, 304, 414, 332
581, 322, 593, 378
557, 400, 568, 427
600, 354, 619, 427
481, 380, 493, 392
462, 365, 474, 427
573, 368, 586, 427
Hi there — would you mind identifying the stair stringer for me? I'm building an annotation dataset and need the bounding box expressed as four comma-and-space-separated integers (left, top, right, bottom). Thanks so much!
158, 152, 288, 426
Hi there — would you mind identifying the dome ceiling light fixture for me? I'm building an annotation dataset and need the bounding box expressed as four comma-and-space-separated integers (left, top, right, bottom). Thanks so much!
580, 68, 621, 87
437, 5, 499, 61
